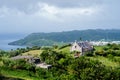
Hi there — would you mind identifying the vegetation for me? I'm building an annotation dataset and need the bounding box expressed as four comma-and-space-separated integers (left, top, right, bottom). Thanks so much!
22, 50, 42, 57
0, 46, 41, 57
95, 44, 120, 56
8, 29, 120, 46
0, 43, 120, 80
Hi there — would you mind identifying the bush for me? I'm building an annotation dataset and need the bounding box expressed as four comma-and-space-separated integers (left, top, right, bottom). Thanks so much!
85, 51, 94, 56
95, 50, 107, 56
2, 59, 35, 71
103, 47, 109, 51
59, 44, 71, 49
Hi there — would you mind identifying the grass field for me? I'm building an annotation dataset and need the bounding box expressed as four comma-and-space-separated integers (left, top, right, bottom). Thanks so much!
21, 46, 120, 68
59, 46, 71, 53
0, 67, 39, 80
1, 46, 120, 80
22, 50, 42, 57
0, 61, 3, 66
94, 46, 105, 51
60, 46, 120, 68
21, 46, 70, 57
88, 56, 120, 68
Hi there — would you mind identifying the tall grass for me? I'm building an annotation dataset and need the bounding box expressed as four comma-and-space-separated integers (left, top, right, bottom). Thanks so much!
0, 66, 39, 80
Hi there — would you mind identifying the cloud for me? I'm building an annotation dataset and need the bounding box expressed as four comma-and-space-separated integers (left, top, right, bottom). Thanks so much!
0, 6, 25, 18
38, 0, 103, 8
0, 0, 102, 8
0, 0, 120, 33
0, 2, 102, 22
36, 3, 104, 24
0, 1, 105, 33
36, 3, 97, 16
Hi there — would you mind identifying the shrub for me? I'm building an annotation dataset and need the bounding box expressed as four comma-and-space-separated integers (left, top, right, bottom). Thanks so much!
85, 51, 94, 56
59, 44, 71, 49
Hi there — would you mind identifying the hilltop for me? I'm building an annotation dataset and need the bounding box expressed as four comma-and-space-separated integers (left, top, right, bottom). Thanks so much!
8, 29, 120, 46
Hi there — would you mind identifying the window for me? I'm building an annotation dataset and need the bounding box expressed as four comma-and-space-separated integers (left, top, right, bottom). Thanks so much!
75, 46, 77, 48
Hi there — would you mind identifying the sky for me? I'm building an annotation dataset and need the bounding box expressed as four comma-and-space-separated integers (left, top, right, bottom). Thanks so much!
0, 0, 120, 34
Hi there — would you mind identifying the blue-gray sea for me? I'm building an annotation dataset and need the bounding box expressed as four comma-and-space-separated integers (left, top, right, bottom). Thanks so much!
0, 39, 25, 51
0, 33, 26, 51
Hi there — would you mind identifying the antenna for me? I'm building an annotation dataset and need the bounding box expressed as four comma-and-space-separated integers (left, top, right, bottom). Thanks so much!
80, 37, 82, 41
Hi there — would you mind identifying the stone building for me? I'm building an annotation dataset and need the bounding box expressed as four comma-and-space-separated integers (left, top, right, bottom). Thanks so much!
70, 41, 93, 56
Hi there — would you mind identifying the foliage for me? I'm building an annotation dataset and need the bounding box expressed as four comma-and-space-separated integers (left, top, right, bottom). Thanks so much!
59, 44, 71, 49
95, 44, 120, 56
2, 58, 35, 71
1, 44, 120, 80
0, 66, 38, 80
85, 51, 94, 56
0, 50, 9, 57
2, 46, 41, 57
40, 50, 65, 65
8, 29, 120, 46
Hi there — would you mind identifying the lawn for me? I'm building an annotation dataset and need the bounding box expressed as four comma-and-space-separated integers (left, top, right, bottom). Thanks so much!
57, 46, 120, 68
1, 45, 120, 80
0, 61, 3, 66
21, 46, 120, 69
59, 46, 71, 53
88, 56, 120, 68
0, 67, 40, 80
22, 50, 43, 57
94, 46, 104, 51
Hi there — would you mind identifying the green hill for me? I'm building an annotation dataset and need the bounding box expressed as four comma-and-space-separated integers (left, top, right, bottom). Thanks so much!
8, 29, 120, 46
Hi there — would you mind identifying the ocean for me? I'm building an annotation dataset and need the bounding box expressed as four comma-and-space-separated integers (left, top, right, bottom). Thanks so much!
0, 39, 25, 51
0, 33, 27, 51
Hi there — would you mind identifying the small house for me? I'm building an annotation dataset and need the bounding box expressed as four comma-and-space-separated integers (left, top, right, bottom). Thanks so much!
70, 41, 93, 56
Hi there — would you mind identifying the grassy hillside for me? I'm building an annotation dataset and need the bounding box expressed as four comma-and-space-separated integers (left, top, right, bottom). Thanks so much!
8, 29, 120, 46
1, 67, 39, 80
1, 45, 120, 80
59, 46, 120, 68
88, 56, 119, 68
21, 45, 120, 68
22, 50, 42, 57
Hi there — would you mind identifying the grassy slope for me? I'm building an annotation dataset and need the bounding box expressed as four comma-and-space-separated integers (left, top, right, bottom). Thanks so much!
88, 56, 119, 68
0, 61, 3, 66
21, 46, 120, 68
60, 46, 120, 68
0, 52, 41, 80
1, 46, 120, 79
1, 68, 39, 80
59, 47, 71, 53
22, 50, 42, 57
91, 46, 120, 68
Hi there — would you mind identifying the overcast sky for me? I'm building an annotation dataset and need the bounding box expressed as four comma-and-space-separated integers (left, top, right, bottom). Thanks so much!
0, 0, 120, 33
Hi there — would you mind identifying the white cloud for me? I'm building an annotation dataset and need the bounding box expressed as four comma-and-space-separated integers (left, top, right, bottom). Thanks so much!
0, 1, 119, 33
0, 6, 25, 18
31, 2, 102, 21
0, 2, 102, 21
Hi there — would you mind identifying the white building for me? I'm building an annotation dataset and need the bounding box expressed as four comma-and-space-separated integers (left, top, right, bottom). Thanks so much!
70, 41, 93, 56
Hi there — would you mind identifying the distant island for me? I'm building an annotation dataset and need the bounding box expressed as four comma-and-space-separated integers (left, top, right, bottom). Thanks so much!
8, 29, 120, 46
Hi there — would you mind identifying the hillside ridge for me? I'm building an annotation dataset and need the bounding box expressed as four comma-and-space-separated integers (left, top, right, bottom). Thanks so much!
8, 29, 120, 46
